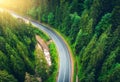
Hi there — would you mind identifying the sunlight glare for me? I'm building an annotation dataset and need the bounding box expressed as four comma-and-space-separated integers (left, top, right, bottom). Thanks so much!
0, 0, 10, 7
0, 0, 8, 4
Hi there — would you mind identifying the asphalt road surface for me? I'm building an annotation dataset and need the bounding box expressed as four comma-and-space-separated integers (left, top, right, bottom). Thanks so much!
10, 12, 72, 82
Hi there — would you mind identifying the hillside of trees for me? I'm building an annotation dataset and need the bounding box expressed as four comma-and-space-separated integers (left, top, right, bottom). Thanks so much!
0, 12, 58, 82
0, 0, 120, 82
0, 12, 37, 82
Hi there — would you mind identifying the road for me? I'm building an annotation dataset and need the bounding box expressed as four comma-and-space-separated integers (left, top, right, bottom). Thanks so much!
10, 12, 72, 82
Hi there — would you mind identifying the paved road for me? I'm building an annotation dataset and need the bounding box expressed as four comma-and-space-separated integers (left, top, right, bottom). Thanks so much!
10, 12, 72, 82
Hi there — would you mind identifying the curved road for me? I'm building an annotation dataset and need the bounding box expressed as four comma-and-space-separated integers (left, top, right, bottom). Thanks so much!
10, 12, 72, 82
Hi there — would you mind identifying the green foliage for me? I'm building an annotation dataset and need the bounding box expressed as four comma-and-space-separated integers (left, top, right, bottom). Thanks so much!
0, 12, 36, 82
84, 0, 93, 9
33, 27, 50, 41
41, 14, 47, 22
27, 7, 37, 19
99, 63, 120, 82
47, 12, 54, 25
47, 42, 58, 82
0, 51, 9, 71
70, 0, 84, 15
95, 13, 111, 36
25, 73, 40, 82
98, 47, 120, 82
34, 45, 49, 81
0, 11, 56, 82
69, 12, 80, 43
49, 42, 58, 71
0, 70, 17, 82
111, 2, 120, 28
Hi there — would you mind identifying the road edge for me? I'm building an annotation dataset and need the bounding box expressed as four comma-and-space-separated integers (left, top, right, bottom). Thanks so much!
39, 23, 74, 82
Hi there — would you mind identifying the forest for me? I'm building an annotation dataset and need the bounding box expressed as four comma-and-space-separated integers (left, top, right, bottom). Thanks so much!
0, 12, 36, 82
0, 12, 58, 82
0, 0, 120, 82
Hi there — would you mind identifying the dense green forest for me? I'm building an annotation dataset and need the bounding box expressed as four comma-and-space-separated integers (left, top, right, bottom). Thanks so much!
0, 0, 120, 82
0, 12, 58, 82
0, 12, 36, 82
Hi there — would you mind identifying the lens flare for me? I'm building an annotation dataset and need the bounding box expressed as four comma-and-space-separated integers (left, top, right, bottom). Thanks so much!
0, 0, 4, 3
0, 0, 10, 7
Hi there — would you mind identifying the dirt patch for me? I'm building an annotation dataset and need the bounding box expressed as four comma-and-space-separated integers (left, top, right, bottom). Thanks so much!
36, 35, 51, 66
36, 35, 49, 50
